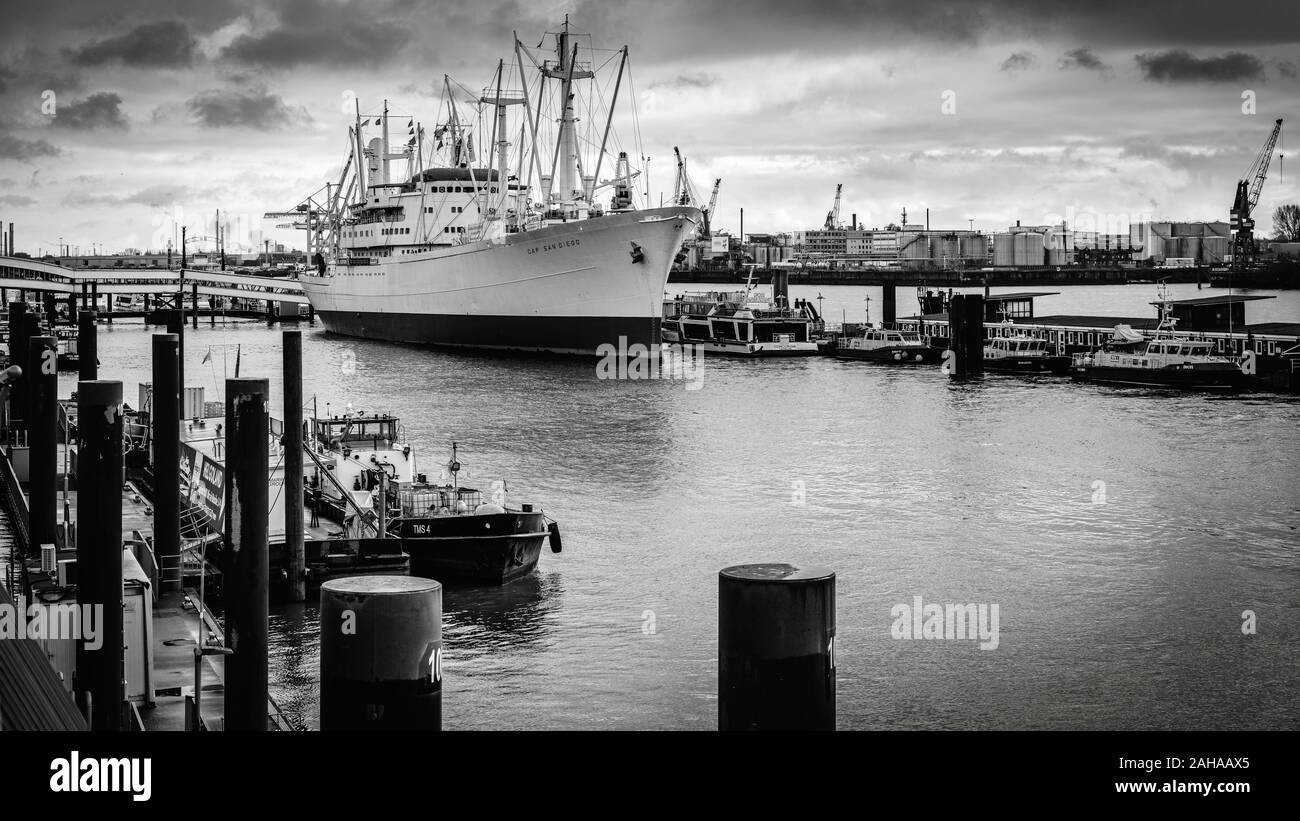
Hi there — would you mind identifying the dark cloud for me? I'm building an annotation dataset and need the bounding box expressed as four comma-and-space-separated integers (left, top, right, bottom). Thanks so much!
51, 92, 129, 130
1058, 48, 1107, 72
221, 18, 413, 68
186, 85, 311, 130
1275, 61, 1296, 79
0, 131, 60, 162
69, 21, 198, 68
1000, 51, 1036, 72
648, 74, 718, 90
0, 194, 36, 206
0, 64, 15, 94
1135, 50, 1264, 82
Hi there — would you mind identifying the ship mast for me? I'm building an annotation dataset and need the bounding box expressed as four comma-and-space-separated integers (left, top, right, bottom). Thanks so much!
544, 16, 593, 203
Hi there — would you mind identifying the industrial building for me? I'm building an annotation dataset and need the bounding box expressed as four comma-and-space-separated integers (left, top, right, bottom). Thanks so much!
1129, 221, 1232, 265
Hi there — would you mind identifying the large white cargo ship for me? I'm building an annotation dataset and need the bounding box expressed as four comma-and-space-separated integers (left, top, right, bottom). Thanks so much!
293, 19, 700, 354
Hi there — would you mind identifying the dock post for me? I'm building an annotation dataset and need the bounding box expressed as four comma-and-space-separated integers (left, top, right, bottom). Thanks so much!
91, 281, 98, 313
74, 380, 124, 731
78, 310, 97, 381
948, 294, 985, 377
307, 303, 315, 324
718, 563, 835, 731
882, 285, 897, 327
283, 330, 306, 602
320, 576, 442, 731
28, 335, 58, 552
191, 283, 199, 329
43, 292, 56, 327
152, 334, 181, 591
224, 377, 270, 731
67, 293, 77, 325
164, 311, 185, 411
105, 289, 112, 324
6, 302, 28, 432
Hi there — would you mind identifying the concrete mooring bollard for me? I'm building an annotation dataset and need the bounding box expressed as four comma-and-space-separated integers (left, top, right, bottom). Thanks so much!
320, 576, 443, 731
719, 563, 836, 731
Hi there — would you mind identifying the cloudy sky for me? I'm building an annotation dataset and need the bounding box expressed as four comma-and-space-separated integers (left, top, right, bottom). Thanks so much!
1, 0, 1297, 255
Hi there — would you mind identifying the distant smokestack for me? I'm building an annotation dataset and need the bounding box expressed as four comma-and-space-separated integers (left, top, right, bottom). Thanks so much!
852, 213, 857, 231
926, 208, 929, 232
7, 223, 12, 256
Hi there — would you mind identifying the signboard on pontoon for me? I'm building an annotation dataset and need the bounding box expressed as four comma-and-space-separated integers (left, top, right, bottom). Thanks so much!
179, 442, 225, 528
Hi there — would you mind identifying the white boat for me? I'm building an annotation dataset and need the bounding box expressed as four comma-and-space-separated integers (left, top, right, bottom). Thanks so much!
983, 334, 1071, 373
661, 274, 820, 356
1069, 286, 1248, 389
835, 327, 944, 364
297, 19, 699, 355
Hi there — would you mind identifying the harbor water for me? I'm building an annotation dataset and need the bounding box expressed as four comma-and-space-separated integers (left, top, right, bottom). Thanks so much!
61, 284, 1300, 730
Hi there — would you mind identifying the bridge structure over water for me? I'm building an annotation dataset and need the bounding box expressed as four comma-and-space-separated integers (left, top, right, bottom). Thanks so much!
0, 255, 310, 323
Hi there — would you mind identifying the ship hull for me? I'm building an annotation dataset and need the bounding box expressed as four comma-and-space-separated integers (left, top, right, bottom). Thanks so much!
985, 355, 1072, 374
303, 207, 699, 355
397, 511, 550, 585
835, 346, 945, 364
1070, 364, 1248, 389
315, 310, 659, 354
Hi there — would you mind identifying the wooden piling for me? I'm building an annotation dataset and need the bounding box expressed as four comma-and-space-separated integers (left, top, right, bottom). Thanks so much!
718, 563, 836, 731
283, 330, 306, 602
320, 576, 442, 731
27, 335, 58, 552
74, 380, 124, 731
224, 377, 270, 731
152, 334, 181, 591
882, 285, 897, 327
191, 283, 199, 329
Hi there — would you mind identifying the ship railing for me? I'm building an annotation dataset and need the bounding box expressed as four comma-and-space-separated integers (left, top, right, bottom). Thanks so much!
397, 487, 483, 517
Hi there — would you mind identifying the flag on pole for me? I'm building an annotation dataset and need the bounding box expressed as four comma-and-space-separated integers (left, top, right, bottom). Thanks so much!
201, 346, 212, 364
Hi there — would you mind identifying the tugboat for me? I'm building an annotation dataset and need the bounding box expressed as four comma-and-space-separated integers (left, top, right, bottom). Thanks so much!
307, 412, 561, 584
1069, 285, 1248, 390
984, 333, 1071, 373
834, 326, 945, 364
661, 271, 821, 356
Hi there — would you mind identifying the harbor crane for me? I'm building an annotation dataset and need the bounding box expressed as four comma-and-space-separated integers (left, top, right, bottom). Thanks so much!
1230, 118, 1283, 269
824, 183, 843, 230
702, 178, 721, 237
672, 146, 696, 207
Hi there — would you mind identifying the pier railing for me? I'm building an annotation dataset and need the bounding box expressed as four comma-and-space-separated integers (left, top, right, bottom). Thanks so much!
0, 445, 30, 558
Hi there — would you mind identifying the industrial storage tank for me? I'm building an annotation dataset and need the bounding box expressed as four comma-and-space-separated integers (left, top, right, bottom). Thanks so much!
993, 233, 1016, 266
898, 233, 930, 269
1202, 236, 1229, 263
936, 236, 961, 266
1013, 232, 1045, 266
960, 235, 989, 264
